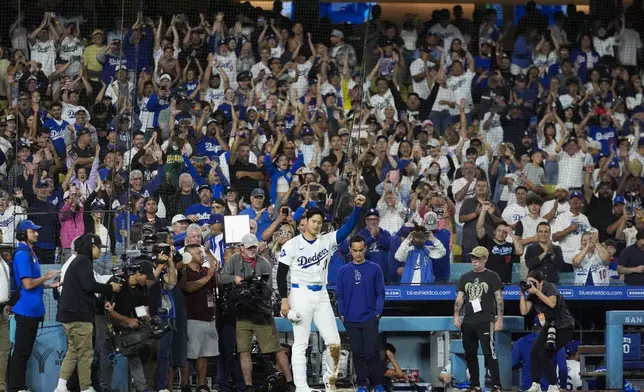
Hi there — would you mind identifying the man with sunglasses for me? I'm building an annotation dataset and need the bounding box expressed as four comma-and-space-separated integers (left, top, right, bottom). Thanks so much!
337, 235, 386, 392
453, 246, 504, 392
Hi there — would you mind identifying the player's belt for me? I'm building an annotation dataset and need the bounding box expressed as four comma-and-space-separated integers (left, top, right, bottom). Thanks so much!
291, 283, 324, 291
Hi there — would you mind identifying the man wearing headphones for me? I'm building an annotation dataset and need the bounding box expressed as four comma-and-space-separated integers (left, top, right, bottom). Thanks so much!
9, 220, 60, 392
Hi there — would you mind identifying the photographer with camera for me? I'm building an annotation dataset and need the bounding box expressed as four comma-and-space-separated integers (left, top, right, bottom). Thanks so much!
519, 270, 575, 392
220, 233, 295, 392
394, 226, 446, 284
55, 234, 122, 392
104, 259, 159, 392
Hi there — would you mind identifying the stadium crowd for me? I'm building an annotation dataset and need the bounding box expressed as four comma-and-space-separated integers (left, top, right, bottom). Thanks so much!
0, 0, 642, 391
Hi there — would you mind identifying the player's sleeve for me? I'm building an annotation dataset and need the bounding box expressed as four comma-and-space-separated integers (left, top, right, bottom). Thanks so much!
276, 241, 293, 299
335, 206, 361, 245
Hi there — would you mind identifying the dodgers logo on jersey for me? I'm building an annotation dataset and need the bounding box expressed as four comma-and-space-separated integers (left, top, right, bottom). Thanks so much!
297, 249, 329, 269
280, 249, 286, 258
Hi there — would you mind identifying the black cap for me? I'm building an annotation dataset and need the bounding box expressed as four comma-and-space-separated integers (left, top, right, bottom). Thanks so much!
135, 260, 157, 281
515, 74, 527, 83
198, 184, 211, 193
237, 70, 252, 82
77, 127, 91, 137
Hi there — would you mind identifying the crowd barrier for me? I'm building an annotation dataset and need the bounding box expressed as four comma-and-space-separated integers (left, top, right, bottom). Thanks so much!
276, 316, 525, 388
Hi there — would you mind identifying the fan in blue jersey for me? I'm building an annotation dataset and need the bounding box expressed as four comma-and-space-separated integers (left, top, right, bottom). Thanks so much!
185, 184, 214, 225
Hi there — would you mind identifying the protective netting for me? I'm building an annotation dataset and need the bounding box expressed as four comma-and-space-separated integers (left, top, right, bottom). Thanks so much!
0, 0, 640, 287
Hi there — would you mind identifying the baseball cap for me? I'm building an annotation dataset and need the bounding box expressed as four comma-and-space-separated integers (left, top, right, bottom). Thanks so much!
338, 128, 350, 136
247, 106, 258, 113
171, 214, 191, 225
422, 120, 434, 128
565, 341, 580, 356
213, 198, 226, 206
588, 140, 602, 151
160, 73, 173, 82
302, 127, 314, 136
608, 161, 620, 169
365, 208, 379, 218
77, 128, 91, 137
505, 142, 516, 151
17, 220, 42, 232
92, 29, 104, 36
208, 213, 224, 225
115, 65, 127, 72
632, 106, 644, 115
613, 196, 626, 205
198, 184, 212, 193
241, 233, 259, 248
427, 138, 440, 148
424, 212, 439, 231
569, 191, 583, 200
515, 74, 527, 83
35, 180, 49, 188
237, 71, 252, 82
330, 29, 344, 39
251, 188, 265, 198
91, 201, 106, 211
5, 115, 15, 122
469, 246, 489, 259
136, 260, 158, 281
555, 184, 569, 192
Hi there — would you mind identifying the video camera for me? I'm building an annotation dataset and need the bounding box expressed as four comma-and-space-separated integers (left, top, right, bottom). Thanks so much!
221, 275, 273, 318
107, 309, 170, 357
138, 231, 183, 265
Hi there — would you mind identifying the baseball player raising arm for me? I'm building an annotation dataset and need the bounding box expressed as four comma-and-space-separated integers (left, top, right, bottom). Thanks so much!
276, 194, 367, 392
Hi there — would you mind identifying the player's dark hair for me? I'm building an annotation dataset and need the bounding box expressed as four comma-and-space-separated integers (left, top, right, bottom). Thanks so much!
637, 229, 644, 241
494, 221, 509, 230
305, 207, 325, 221
350, 235, 365, 246
527, 270, 545, 282
526, 194, 543, 206
537, 222, 551, 231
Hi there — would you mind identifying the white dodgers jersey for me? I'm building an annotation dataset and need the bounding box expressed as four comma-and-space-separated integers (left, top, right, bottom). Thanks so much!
278, 232, 338, 285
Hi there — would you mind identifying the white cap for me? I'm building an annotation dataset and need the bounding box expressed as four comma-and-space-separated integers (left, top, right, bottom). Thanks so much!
424, 211, 439, 231
241, 233, 259, 248
331, 29, 344, 39
171, 214, 191, 224
588, 140, 602, 151
555, 184, 569, 192
160, 73, 172, 81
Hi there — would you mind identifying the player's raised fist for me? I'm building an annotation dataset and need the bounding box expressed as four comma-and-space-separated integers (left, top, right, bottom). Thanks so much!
354, 195, 366, 207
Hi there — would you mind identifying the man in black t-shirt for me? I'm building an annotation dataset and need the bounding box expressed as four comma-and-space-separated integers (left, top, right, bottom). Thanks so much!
453, 246, 504, 392
476, 212, 523, 283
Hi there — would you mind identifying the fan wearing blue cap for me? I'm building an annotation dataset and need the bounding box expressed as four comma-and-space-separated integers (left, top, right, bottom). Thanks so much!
11, 220, 60, 392
512, 316, 568, 391
338, 209, 391, 279
550, 190, 590, 267
206, 214, 226, 268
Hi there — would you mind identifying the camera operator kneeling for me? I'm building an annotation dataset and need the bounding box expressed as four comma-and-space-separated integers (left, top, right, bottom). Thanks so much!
104, 260, 158, 392
55, 234, 122, 392
220, 234, 295, 392
519, 271, 575, 392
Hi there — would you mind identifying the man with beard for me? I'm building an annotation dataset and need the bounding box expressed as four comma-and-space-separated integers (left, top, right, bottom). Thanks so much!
584, 176, 618, 242
186, 185, 215, 226
44, 103, 71, 158
606, 196, 628, 241
541, 184, 570, 224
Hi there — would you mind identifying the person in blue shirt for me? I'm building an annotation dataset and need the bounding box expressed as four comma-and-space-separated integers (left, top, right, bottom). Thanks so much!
43, 102, 70, 158
338, 209, 391, 281
145, 73, 172, 128
337, 235, 386, 392
512, 316, 568, 391
239, 188, 274, 240
9, 220, 60, 392
185, 185, 215, 225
